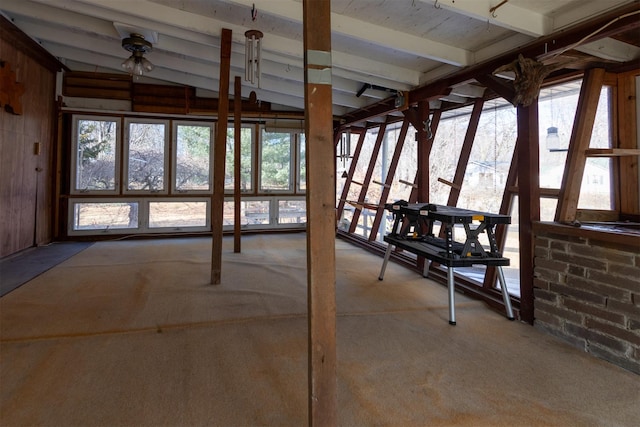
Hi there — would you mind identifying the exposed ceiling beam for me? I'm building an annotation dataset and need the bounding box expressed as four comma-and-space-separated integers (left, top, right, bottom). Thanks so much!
46, 42, 346, 115
62, 0, 420, 86
416, 0, 552, 37
552, 0, 636, 30
576, 37, 640, 62
226, 0, 471, 66
12, 17, 382, 108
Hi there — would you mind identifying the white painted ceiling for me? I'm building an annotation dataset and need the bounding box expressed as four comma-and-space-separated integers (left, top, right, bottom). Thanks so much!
1, 0, 638, 116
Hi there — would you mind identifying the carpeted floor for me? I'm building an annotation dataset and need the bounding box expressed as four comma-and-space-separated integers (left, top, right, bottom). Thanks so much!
0, 241, 92, 297
1, 234, 638, 426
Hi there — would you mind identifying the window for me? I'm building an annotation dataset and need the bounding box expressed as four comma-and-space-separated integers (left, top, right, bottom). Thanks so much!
72, 116, 120, 193
459, 101, 517, 213
225, 126, 254, 192
578, 86, 613, 210
174, 122, 213, 193
278, 199, 306, 224
149, 201, 208, 229
297, 134, 306, 192
71, 201, 138, 231
124, 119, 169, 193
430, 112, 468, 204
538, 82, 581, 189
260, 130, 292, 191
68, 117, 307, 236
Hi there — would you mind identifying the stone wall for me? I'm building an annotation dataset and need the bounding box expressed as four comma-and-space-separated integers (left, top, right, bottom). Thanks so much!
533, 222, 640, 374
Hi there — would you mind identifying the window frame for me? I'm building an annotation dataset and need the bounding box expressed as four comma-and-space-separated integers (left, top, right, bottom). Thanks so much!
258, 127, 294, 194
70, 114, 121, 195
172, 120, 215, 195
224, 123, 255, 195
123, 118, 171, 195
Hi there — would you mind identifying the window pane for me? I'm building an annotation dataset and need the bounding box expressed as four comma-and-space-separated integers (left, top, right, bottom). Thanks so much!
538, 82, 581, 189
298, 134, 306, 191
578, 87, 613, 210
430, 113, 468, 204
73, 202, 138, 230
244, 200, 271, 225
388, 123, 417, 203
540, 197, 558, 222
503, 196, 521, 297
176, 124, 211, 191
149, 202, 207, 228
261, 131, 291, 191
225, 127, 253, 192
127, 122, 166, 191
75, 119, 117, 191
278, 200, 306, 224
459, 101, 517, 212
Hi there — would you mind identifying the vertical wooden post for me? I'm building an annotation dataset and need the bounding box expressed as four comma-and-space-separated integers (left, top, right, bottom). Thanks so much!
445, 98, 484, 207
211, 28, 232, 284
303, 0, 337, 425
408, 108, 440, 203
618, 71, 639, 216
234, 76, 242, 253
416, 101, 431, 203
517, 101, 540, 324
555, 68, 605, 222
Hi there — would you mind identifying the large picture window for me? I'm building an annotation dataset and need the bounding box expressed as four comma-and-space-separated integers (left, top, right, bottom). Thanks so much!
260, 130, 292, 191
68, 116, 306, 236
125, 119, 169, 193
72, 116, 120, 193
225, 126, 254, 192
174, 122, 213, 193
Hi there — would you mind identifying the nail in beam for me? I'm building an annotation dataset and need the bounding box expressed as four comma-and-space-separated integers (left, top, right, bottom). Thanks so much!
303, 0, 338, 425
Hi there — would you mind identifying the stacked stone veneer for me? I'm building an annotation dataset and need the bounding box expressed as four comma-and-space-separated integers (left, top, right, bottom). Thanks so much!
533, 223, 640, 374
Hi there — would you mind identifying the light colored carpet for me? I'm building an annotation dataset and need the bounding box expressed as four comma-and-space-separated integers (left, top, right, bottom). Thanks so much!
1, 234, 638, 426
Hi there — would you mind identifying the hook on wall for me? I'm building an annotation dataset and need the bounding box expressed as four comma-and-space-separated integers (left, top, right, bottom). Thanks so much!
434, 0, 441, 10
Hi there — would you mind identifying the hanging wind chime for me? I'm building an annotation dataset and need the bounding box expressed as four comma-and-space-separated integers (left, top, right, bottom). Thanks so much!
245, 4, 263, 88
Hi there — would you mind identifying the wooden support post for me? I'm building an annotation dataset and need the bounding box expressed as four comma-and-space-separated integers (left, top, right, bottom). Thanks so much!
303, 0, 337, 425
234, 76, 242, 253
408, 108, 440, 203
211, 28, 232, 284
555, 68, 605, 223
517, 101, 540, 325
617, 71, 638, 216
416, 101, 431, 203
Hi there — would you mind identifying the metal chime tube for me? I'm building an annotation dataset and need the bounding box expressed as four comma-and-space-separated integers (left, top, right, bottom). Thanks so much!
256, 36, 262, 88
249, 35, 255, 84
245, 36, 250, 82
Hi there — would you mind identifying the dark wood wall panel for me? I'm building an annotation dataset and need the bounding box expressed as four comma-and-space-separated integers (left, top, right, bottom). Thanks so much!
0, 36, 56, 257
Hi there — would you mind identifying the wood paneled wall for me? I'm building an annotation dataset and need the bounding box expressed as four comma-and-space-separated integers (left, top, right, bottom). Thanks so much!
1, 22, 59, 258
